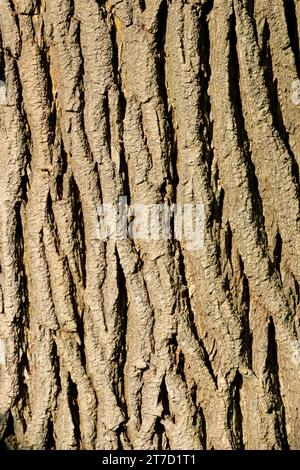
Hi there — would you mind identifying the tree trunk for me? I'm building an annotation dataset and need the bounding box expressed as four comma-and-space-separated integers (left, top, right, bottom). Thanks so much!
0, 0, 300, 450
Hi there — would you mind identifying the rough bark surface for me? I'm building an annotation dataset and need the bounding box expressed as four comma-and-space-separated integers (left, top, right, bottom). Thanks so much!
0, 0, 300, 450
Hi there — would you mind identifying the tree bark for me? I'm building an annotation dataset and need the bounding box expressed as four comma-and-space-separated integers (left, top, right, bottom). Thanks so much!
0, 0, 300, 450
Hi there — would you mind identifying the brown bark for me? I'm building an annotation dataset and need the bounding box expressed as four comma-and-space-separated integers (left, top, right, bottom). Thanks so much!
0, 0, 300, 450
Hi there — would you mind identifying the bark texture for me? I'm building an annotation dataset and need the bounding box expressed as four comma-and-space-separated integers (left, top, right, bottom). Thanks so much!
0, 0, 300, 450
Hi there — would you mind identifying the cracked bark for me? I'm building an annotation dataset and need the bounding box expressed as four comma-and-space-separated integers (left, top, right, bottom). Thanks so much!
0, 0, 300, 450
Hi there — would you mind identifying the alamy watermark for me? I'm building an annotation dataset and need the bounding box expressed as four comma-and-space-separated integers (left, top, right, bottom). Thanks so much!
0, 80, 6, 105
291, 79, 300, 105
95, 196, 205, 251
291, 340, 300, 366
0, 339, 5, 366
